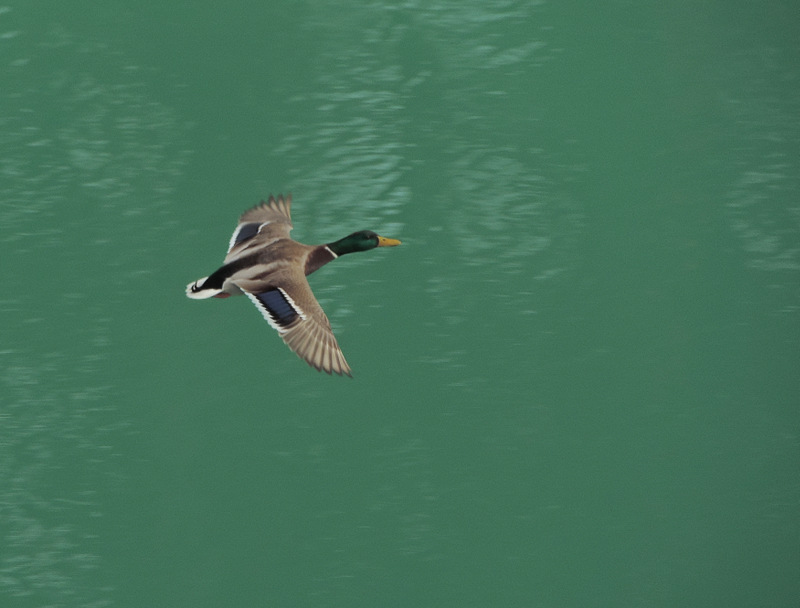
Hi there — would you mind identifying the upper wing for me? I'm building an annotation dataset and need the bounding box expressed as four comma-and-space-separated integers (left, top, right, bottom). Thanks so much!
224, 194, 293, 264
242, 271, 352, 377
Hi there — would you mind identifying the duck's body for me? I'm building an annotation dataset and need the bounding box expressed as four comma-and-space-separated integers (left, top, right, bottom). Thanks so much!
186, 194, 400, 376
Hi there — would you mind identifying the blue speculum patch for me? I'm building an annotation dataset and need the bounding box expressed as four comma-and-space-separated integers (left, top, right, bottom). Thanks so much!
233, 222, 261, 246
256, 289, 298, 328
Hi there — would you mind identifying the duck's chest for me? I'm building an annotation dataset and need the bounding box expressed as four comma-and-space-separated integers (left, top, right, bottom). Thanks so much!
304, 245, 337, 276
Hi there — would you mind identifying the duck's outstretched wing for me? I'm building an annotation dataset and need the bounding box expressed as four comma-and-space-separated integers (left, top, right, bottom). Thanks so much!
241, 270, 352, 377
224, 194, 294, 264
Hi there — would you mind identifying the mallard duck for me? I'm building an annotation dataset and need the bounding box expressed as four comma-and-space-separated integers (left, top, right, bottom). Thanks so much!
186, 194, 401, 376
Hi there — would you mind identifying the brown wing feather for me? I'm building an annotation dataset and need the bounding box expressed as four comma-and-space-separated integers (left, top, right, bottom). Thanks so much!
238, 193, 292, 226
242, 268, 352, 377
224, 194, 294, 263
281, 294, 352, 376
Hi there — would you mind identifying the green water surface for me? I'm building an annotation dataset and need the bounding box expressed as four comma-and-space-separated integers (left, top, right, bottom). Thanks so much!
2, 2, 798, 606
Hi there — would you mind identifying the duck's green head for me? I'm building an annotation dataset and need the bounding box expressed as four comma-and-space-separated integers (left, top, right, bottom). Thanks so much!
329, 230, 401, 256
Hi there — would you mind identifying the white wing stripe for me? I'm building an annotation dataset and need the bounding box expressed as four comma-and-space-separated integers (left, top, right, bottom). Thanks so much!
228, 221, 273, 252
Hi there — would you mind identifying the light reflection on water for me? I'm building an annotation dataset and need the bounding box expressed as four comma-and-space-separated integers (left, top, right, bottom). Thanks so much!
1, 14, 187, 604
723, 51, 800, 272
2, 1, 797, 605
268, 1, 584, 383
720, 46, 800, 315
0, 353, 114, 605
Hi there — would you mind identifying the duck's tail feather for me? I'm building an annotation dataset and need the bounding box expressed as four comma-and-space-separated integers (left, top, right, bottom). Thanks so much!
186, 277, 223, 299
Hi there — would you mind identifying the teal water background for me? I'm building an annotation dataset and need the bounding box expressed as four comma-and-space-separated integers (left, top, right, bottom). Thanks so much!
2, 2, 798, 606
